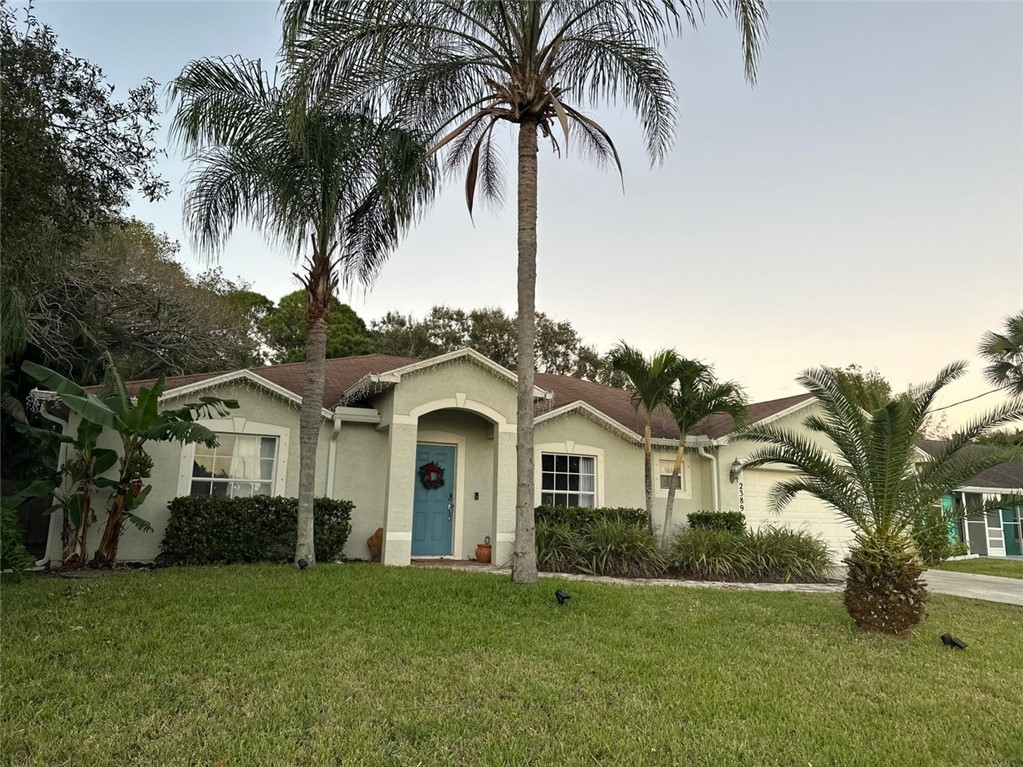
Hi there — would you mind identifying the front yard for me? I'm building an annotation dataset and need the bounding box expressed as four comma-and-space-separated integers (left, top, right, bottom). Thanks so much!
3, 564, 1021, 766
935, 556, 1023, 579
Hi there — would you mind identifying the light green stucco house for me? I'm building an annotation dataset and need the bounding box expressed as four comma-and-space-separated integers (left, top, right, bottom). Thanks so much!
39, 348, 859, 567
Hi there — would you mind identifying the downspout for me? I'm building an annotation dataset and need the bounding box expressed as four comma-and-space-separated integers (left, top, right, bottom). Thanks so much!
36, 398, 69, 569
325, 411, 342, 499
697, 445, 720, 512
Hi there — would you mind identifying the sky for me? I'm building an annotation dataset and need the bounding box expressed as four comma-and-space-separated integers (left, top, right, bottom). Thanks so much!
26, 1, 1023, 426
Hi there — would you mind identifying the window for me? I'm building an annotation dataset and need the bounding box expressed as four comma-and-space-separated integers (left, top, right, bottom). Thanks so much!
191, 435, 277, 498
658, 459, 684, 491
541, 453, 596, 508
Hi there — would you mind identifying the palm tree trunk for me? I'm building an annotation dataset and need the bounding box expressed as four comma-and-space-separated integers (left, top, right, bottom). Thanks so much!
663, 443, 685, 545
644, 422, 653, 533
296, 300, 329, 567
511, 117, 539, 585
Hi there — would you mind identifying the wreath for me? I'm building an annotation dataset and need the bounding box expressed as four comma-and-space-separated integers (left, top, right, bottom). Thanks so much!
418, 461, 445, 490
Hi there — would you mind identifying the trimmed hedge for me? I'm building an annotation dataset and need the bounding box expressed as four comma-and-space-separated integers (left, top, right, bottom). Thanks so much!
159, 496, 353, 566
535, 505, 648, 533
687, 510, 747, 535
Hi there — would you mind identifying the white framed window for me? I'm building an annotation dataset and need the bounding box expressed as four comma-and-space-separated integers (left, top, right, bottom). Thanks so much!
190, 434, 278, 498
540, 453, 596, 508
658, 459, 684, 491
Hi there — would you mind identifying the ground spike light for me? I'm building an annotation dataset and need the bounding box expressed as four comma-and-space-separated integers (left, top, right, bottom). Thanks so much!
941, 633, 967, 649
555, 588, 571, 606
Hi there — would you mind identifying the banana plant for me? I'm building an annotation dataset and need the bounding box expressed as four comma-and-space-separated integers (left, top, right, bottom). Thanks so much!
24, 355, 238, 567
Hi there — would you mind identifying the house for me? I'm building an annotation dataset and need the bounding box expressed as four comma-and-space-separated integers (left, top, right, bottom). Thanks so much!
918, 440, 1023, 558
37, 348, 862, 567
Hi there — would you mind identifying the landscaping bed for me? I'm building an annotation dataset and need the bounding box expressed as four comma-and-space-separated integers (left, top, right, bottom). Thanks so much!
3, 564, 1021, 766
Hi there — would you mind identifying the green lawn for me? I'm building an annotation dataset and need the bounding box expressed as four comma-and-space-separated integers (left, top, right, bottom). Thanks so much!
3, 565, 1021, 766
935, 557, 1023, 579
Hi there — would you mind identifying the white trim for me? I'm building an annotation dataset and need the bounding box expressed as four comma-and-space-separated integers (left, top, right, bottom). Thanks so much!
716, 396, 816, 444
407, 397, 511, 428
161, 369, 334, 420
342, 347, 549, 405
177, 419, 291, 498
956, 486, 1023, 495
535, 400, 641, 444
415, 433, 466, 558
534, 441, 605, 507
333, 406, 381, 424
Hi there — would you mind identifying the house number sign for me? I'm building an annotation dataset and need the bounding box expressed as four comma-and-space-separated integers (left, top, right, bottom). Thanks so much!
738, 481, 745, 514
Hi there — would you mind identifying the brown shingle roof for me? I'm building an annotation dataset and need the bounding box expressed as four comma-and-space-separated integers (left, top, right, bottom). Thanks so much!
116, 353, 813, 440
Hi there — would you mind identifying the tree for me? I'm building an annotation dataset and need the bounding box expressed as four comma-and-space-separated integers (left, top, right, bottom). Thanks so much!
170, 56, 435, 567
23, 357, 238, 568
1, 1, 167, 366
663, 361, 748, 544
261, 291, 374, 364
738, 363, 1023, 635
833, 364, 892, 413
283, 0, 768, 584
608, 343, 682, 532
979, 310, 1023, 397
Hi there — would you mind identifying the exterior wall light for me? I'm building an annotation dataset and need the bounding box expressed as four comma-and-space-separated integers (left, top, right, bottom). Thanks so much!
729, 459, 743, 484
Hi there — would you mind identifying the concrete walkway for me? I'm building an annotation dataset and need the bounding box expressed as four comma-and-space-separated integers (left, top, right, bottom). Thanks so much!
923, 569, 1023, 606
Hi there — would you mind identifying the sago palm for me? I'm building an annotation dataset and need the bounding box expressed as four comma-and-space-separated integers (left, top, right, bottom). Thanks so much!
282, 0, 768, 584
739, 363, 1023, 635
607, 342, 682, 532
663, 359, 748, 544
979, 310, 1023, 397
170, 56, 435, 567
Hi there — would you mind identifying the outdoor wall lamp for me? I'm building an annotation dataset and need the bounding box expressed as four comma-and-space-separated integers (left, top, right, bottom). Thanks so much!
729, 459, 743, 484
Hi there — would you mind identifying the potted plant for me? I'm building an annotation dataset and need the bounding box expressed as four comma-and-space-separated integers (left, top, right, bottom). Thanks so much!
475, 536, 492, 564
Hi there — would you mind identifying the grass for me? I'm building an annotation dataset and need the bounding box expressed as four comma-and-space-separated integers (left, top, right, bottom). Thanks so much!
3, 565, 1022, 767
935, 556, 1023, 579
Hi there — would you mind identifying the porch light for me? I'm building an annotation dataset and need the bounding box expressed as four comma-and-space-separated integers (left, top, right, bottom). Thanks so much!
729, 459, 743, 484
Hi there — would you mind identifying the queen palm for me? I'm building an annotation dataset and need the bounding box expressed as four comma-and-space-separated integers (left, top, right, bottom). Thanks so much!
739, 363, 1023, 635
282, 0, 768, 584
170, 56, 435, 567
979, 310, 1023, 397
663, 360, 748, 544
607, 342, 682, 532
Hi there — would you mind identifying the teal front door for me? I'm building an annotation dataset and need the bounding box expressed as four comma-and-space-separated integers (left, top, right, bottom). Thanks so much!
411, 444, 455, 556
1003, 508, 1022, 557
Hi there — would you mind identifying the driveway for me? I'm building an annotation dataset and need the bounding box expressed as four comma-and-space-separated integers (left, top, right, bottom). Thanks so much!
924, 569, 1023, 606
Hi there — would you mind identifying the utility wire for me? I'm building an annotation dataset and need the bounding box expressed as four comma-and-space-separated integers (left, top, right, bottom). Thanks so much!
930, 387, 1007, 413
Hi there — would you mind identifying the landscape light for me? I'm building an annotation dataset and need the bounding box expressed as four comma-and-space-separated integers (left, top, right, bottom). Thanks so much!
941, 633, 967, 650
297, 558, 309, 570
555, 588, 571, 606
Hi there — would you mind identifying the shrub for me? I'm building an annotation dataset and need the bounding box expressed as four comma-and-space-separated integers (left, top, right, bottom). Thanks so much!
670, 526, 833, 583
536, 518, 665, 577
687, 510, 746, 535
159, 496, 353, 566
1, 497, 35, 581
911, 505, 964, 566
535, 505, 648, 533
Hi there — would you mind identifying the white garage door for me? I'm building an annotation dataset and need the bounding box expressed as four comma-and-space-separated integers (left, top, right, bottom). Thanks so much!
743, 469, 856, 562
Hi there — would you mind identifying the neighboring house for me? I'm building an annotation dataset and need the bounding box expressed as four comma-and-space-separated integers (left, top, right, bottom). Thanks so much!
37, 348, 857, 567
917, 440, 1023, 558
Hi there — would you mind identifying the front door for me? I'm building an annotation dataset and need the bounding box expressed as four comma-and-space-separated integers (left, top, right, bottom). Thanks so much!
411, 444, 456, 556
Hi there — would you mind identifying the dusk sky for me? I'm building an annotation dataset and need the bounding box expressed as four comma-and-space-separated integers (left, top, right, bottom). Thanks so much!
29, 1, 1023, 426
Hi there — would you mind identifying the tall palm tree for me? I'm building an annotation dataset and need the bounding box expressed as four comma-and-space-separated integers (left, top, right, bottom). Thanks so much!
738, 363, 1023, 635
282, 0, 769, 584
170, 56, 435, 567
663, 359, 748, 544
979, 310, 1023, 397
607, 342, 682, 532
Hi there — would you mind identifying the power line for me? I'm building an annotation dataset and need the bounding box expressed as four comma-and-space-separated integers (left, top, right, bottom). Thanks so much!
930, 387, 1006, 413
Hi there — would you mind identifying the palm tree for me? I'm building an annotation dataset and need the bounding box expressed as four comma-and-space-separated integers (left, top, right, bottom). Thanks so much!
607, 342, 682, 532
282, 0, 769, 584
170, 56, 435, 567
663, 360, 748, 544
979, 310, 1023, 397
738, 363, 1023, 635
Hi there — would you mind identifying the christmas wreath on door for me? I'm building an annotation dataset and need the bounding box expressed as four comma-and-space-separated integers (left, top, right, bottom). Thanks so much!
419, 461, 445, 490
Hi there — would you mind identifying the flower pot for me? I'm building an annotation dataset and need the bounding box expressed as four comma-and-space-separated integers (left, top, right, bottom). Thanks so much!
475, 543, 492, 564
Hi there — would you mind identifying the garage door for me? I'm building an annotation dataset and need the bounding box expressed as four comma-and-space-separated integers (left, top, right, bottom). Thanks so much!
743, 469, 856, 562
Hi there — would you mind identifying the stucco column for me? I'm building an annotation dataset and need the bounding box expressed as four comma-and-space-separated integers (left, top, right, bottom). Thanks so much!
381, 417, 419, 566
491, 424, 517, 566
